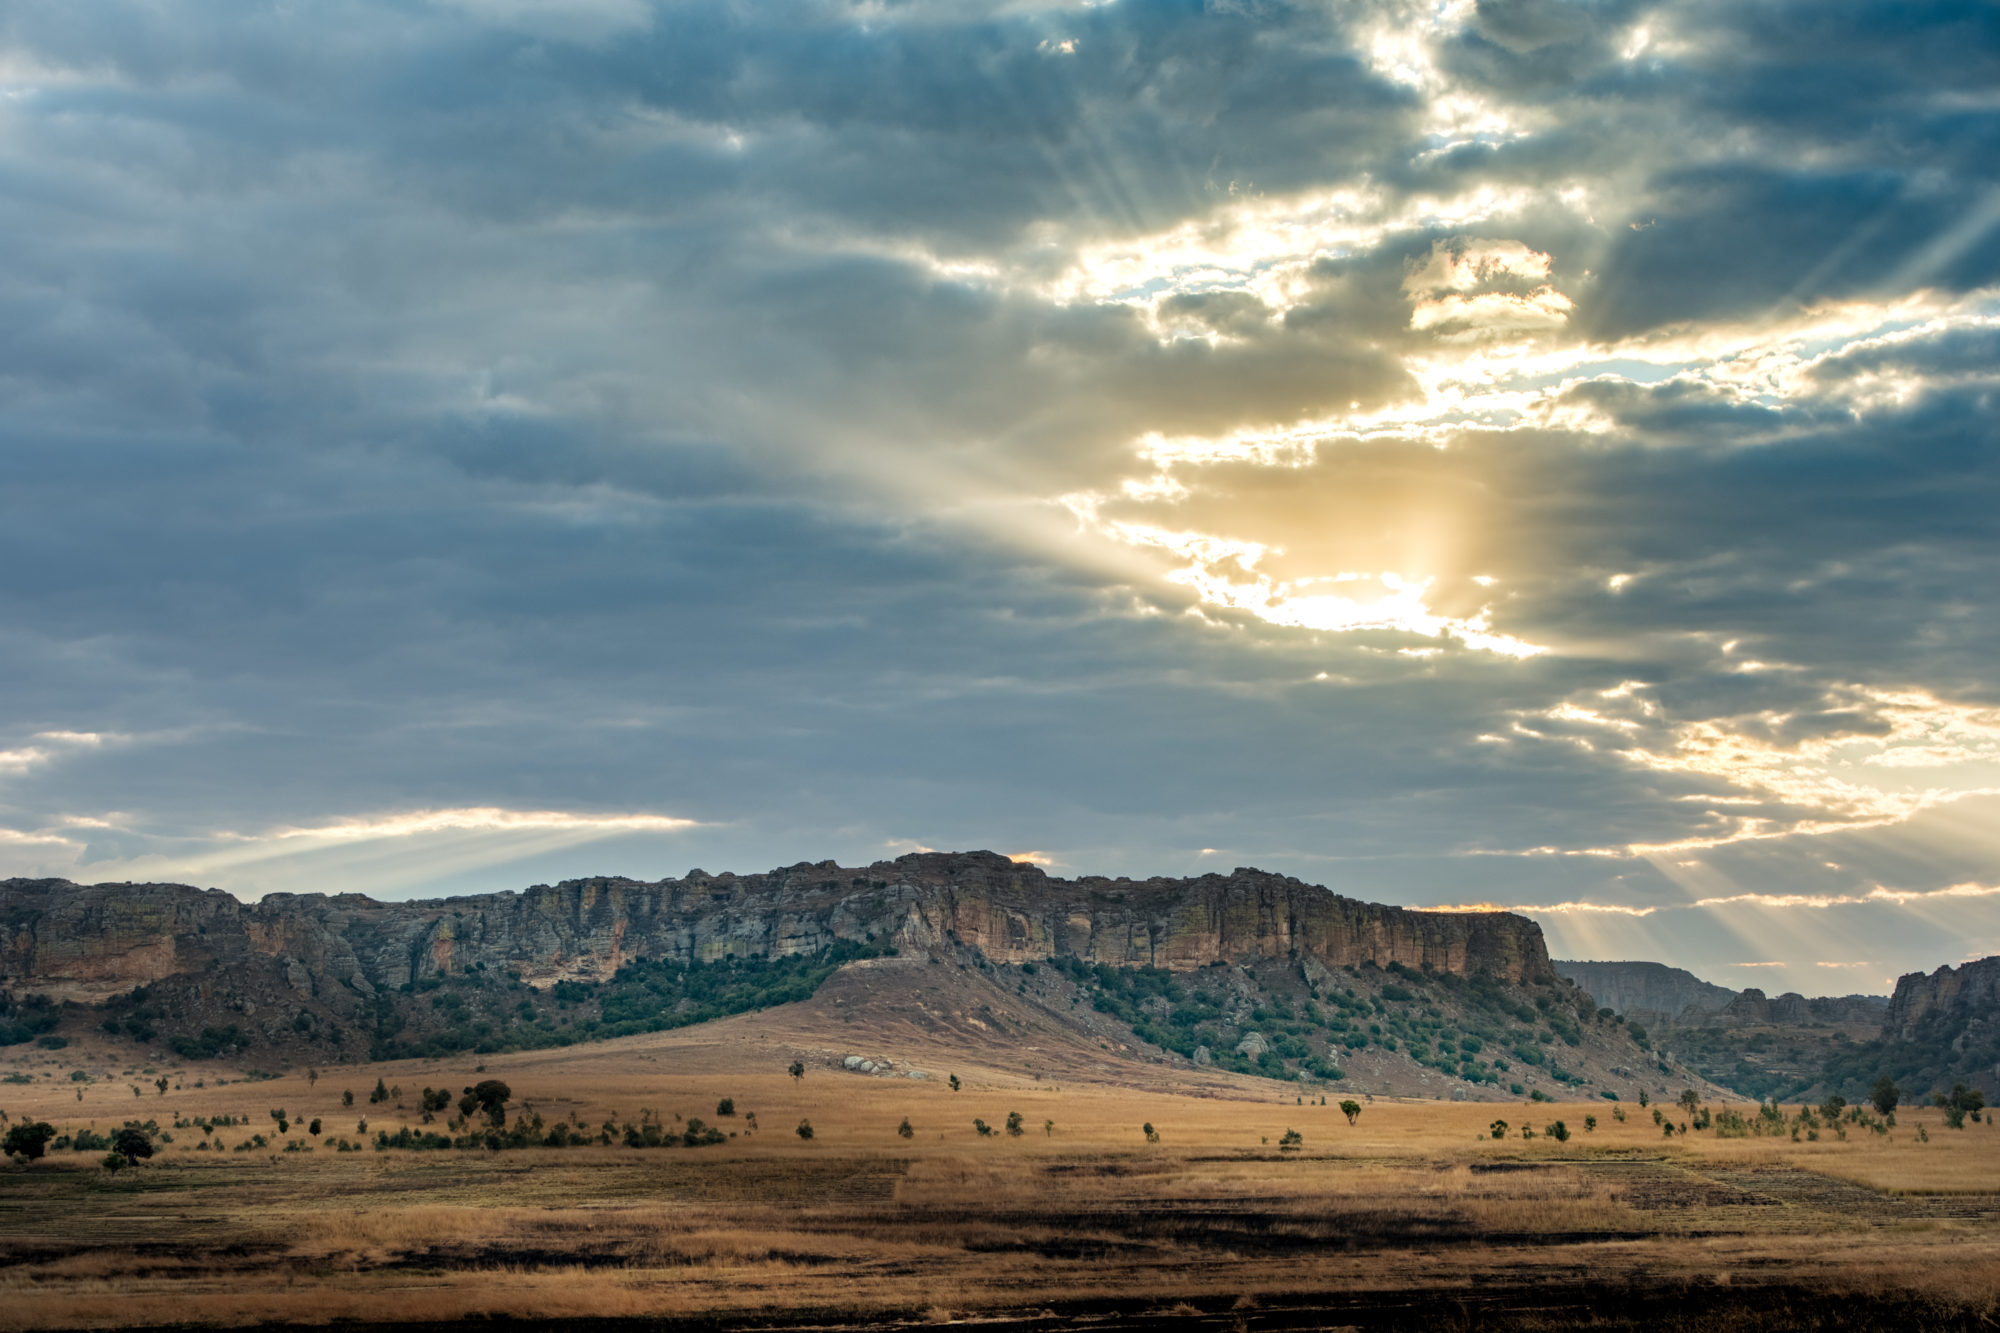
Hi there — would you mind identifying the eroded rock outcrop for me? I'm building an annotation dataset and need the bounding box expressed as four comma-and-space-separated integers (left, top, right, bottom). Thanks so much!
0, 851, 1556, 1057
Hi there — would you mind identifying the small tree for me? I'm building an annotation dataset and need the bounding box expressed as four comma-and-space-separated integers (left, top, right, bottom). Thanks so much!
1678, 1088, 1699, 1117
788, 1061, 804, 1082
370, 1077, 388, 1105
1819, 1093, 1848, 1124
796, 1119, 814, 1140
1547, 1120, 1570, 1143
716, 1097, 735, 1117
1044, 1119, 1054, 1137
307, 1067, 318, 1089
1005, 1111, 1024, 1138
1584, 1114, 1597, 1133
1338, 1100, 1361, 1126
154, 1076, 168, 1097
111, 1126, 154, 1166
1871, 1075, 1900, 1117
1489, 1119, 1509, 1140
3, 1121, 56, 1161
342, 1089, 355, 1108
465, 1080, 512, 1127
308, 1118, 322, 1137
1637, 1089, 1649, 1108
1142, 1122, 1160, 1144
897, 1118, 914, 1139
1278, 1128, 1303, 1152
948, 1074, 961, 1092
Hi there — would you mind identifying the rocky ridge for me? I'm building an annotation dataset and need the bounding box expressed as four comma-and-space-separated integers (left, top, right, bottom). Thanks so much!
1552, 960, 1737, 1027
1, 851, 1557, 1061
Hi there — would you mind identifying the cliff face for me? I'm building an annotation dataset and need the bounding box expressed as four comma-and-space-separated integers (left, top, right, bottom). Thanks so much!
0, 852, 1556, 1055
1552, 960, 1736, 1026
1882, 957, 2000, 1045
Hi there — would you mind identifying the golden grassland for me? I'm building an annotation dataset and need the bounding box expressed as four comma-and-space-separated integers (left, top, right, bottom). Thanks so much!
4, 1045, 2000, 1331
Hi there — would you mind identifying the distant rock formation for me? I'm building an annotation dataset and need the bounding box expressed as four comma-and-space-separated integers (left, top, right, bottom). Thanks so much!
0, 851, 1557, 1057
1552, 960, 1737, 1026
1715, 987, 1888, 1028
1806, 956, 2000, 1102
1882, 957, 2000, 1045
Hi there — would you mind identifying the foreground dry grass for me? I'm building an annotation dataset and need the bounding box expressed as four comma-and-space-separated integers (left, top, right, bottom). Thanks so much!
7, 1047, 2000, 1329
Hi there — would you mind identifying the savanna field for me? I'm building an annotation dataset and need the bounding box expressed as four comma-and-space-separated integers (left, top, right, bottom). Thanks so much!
6, 1021, 2000, 1333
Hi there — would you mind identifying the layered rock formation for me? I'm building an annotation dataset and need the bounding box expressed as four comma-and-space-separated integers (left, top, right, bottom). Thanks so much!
0, 852, 1557, 1057
1881, 957, 2000, 1045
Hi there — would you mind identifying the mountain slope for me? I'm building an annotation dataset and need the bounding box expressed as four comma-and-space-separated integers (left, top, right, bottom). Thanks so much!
1553, 960, 1737, 1026
0, 851, 1692, 1101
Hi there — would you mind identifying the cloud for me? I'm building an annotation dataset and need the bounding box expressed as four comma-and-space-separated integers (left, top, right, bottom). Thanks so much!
0, 0, 1995, 999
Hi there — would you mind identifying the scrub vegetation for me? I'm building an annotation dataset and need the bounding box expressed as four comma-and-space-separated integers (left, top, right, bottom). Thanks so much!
5, 1061, 2000, 1332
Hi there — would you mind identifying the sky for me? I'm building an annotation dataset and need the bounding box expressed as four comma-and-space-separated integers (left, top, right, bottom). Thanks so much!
3, 0, 1999, 996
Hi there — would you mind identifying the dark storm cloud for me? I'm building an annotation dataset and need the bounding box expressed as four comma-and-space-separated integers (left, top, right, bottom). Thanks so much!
0, 0, 1996, 986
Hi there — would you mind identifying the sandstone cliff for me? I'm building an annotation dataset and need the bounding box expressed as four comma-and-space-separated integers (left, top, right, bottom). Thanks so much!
1881, 957, 2000, 1045
0, 852, 1556, 1059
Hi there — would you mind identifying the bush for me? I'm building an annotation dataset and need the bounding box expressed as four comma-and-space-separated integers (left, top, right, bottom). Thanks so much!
1278, 1128, 1303, 1152
3, 1121, 57, 1161
112, 1126, 154, 1165
897, 1118, 913, 1139
796, 1119, 814, 1141
1005, 1111, 1024, 1137
716, 1097, 735, 1116
1490, 1119, 1509, 1139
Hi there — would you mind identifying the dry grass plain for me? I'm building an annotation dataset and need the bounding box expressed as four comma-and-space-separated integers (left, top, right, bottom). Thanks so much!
7, 979, 2000, 1330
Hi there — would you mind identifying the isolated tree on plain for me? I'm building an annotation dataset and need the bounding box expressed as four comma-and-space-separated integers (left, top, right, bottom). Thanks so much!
897, 1118, 914, 1139
1005, 1111, 1024, 1137
1338, 1100, 1361, 1126
154, 1076, 168, 1097
1871, 1076, 1900, 1117
948, 1074, 960, 1092
461, 1079, 512, 1127
111, 1126, 154, 1166
788, 1061, 804, 1082
1678, 1088, 1699, 1116
1489, 1119, 1508, 1140
796, 1119, 814, 1140
2, 1121, 56, 1161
